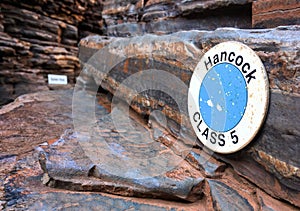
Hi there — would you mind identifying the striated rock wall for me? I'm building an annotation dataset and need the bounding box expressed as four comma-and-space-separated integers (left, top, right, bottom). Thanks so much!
102, 0, 253, 36
1, 0, 299, 106
0, 0, 299, 210
0, 0, 103, 105
253, 0, 300, 28
102, 0, 300, 36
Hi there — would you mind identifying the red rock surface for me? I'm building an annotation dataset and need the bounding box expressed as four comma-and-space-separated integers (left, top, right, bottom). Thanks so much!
77, 27, 300, 207
0, 1, 300, 210
102, 0, 253, 36
0, 0, 103, 105
1, 90, 298, 210
1, 0, 299, 106
253, 0, 300, 28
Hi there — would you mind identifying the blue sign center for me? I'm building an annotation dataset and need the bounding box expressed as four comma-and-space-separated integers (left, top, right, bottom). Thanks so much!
199, 63, 248, 132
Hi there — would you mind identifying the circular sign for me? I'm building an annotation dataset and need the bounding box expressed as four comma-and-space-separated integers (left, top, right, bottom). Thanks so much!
188, 41, 269, 154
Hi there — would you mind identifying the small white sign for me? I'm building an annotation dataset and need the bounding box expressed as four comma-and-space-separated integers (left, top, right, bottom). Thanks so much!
48, 74, 68, 85
188, 41, 269, 154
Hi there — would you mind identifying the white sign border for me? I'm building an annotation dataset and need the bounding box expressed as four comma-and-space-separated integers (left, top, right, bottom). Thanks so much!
188, 41, 269, 154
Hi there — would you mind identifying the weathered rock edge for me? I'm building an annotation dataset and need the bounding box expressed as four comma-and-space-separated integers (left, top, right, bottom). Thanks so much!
0, 90, 298, 210
36, 90, 297, 210
77, 26, 300, 207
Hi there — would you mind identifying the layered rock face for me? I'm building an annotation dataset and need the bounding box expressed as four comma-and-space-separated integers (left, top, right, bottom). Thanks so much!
75, 26, 300, 208
1, 0, 300, 210
102, 0, 300, 36
0, 0, 103, 105
253, 0, 300, 28
102, 0, 253, 36
1, 0, 298, 106
0, 28, 299, 209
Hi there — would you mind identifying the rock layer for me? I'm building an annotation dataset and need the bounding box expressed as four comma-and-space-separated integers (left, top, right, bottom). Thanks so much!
0, 90, 73, 158
77, 26, 300, 207
102, 0, 253, 36
253, 0, 300, 28
0, 0, 103, 105
1, 0, 299, 106
0, 90, 299, 210
39, 122, 205, 202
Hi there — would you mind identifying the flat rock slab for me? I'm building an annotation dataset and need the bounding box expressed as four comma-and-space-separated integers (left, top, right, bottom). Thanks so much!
208, 180, 254, 211
1, 152, 207, 210
39, 97, 204, 202
0, 90, 74, 157
0, 90, 205, 210
1, 90, 298, 210
22, 192, 202, 211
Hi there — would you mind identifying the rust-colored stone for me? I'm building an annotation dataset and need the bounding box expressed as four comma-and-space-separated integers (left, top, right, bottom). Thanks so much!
78, 27, 300, 207
0, 0, 103, 105
102, 0, 252, 36
256, 189, 299, 211
0, 90, 74, 157
253, 0, 300, 28
1, 89, 299, 210
39, 99, 205, 202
